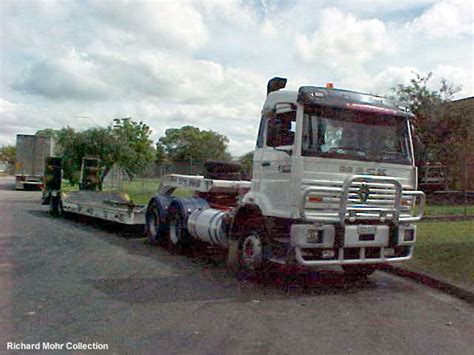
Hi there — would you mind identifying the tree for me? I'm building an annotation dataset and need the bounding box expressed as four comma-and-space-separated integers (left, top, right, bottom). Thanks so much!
0, 145, 16, 172
35, 128, 58, 139
391, 72, 462, 163
157, 125, 231, 163
55, 126, 117, 184
111, 118, 155, 177
239, 151, 253, 179
40, 118, 155, 184
391, 72, 472, 189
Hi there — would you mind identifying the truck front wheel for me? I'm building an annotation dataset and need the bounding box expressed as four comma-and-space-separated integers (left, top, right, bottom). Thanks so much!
240, 233, 264, 271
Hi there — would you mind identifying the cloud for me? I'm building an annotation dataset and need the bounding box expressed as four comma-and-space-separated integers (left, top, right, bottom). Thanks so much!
13, 50, 108, 100
91, 1, 208, 52
0, 98, 64, 145
406, 0, 473, 38
296, 8, 394, 70
371, 66, 420, 95
1, 1, 472, 157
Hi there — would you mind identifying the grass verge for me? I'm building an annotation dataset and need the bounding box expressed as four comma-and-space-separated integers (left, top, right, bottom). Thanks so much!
424, 204, 474, 217
406, 220, 474, 285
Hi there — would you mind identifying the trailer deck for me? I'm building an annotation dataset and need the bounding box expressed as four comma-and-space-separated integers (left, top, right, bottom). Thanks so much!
62, 191, 146, 225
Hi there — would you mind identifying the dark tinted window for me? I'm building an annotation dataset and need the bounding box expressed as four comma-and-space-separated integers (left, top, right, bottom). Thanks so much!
266, 112, 296, 147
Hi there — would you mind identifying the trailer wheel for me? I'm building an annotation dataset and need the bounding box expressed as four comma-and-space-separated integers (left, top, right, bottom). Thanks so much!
146, 206, 160, 245
342, 264, 378, 278
49, 195, 63, 217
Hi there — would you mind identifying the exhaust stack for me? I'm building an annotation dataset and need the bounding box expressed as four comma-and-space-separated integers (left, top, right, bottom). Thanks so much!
267, 77, 287, 95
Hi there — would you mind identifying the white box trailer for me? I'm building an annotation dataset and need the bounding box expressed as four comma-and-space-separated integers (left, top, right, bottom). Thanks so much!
15, 134, 54, 190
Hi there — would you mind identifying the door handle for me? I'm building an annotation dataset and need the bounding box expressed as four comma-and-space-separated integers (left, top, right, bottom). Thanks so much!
261, 161, 271, 167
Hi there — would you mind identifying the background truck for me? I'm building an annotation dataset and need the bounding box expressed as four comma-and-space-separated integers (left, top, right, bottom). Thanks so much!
15, 134, 54, 190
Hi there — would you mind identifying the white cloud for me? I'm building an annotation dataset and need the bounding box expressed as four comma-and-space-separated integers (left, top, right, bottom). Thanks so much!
432, 64, 473, 97
296, 8, 394, 69
197, 1, 257, 28
371, 66, 420, 95
0, 1, 472, 156
91, 1, 208, 52
406, 0, 473, 38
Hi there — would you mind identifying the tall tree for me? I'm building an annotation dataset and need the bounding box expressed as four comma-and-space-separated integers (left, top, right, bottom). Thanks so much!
391, 72, 462, 163
111, 118, 155, 177
157, 125, 231, 163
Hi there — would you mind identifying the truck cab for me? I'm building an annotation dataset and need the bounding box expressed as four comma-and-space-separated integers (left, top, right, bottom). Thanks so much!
242, 78, 425, 268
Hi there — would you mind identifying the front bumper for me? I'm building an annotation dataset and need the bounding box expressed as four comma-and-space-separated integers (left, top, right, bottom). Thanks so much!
290, 223, 416, 266
291, 175, 423, 266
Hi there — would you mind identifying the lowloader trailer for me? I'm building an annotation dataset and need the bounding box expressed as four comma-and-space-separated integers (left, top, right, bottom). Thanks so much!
43, 157, 146, 225
144, 78, 426, 276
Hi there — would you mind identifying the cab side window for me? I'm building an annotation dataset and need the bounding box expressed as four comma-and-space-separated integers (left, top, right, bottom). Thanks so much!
266, 111, 296, 147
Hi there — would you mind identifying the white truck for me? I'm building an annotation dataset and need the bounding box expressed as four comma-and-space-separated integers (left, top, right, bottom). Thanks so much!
15, 134, 54, 190
145, 77, 426, 276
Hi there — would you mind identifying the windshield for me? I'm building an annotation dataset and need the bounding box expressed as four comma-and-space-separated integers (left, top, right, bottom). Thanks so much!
302, 112, 413, 165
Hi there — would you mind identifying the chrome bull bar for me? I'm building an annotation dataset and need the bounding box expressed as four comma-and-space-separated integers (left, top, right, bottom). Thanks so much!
295, 247, 414, 266
299, 175, 426, 224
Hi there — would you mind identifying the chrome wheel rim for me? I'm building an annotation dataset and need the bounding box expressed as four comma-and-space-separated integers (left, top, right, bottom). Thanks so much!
241, 234, 263, 270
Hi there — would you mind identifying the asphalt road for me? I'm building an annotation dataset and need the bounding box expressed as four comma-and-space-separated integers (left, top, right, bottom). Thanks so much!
1, 176, 473, 354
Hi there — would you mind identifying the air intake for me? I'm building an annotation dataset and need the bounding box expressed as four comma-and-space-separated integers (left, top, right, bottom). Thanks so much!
267, 77, 287, 95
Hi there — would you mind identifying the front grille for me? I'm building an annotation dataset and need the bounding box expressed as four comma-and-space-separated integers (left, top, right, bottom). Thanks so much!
301, 177, 415, 222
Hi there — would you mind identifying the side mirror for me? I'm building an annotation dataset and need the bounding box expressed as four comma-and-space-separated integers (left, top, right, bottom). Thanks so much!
272, 145, 292, 156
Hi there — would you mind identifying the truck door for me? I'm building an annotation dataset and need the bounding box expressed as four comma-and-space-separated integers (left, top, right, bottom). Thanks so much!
253, 105, 296, 217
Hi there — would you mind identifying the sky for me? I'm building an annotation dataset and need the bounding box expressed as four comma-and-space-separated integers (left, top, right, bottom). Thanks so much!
1, 0, 473, 156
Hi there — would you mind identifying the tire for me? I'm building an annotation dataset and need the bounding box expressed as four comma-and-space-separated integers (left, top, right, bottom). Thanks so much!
227, 210, 268, 273
167, 208, 188, 252
49, 195, 61, 216
146, 205, 160, 245
145, 195, 173, 246
165, 197, 209, 252
342, 264, 378, 278
239, 233, 264, 271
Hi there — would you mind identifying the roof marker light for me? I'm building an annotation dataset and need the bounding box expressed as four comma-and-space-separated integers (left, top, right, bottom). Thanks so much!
326, 83, 334, 89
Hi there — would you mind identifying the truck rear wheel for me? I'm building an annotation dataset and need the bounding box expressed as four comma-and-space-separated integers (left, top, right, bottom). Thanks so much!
342, 264, 378, 278
167, 208, 188, 251
145, 196, 172, 246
